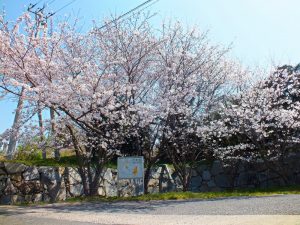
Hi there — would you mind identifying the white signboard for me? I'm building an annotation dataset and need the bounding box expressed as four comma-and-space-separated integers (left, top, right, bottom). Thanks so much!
117, 156, 144, 179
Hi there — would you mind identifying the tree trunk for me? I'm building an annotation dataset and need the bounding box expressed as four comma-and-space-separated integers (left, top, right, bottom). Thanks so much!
181, 169, 191, 192
50, 107, 56, 133
182, 177, 188, 192
50, 107, 60, 159
89, 167, 103, 196
42, 149, 47, 160
37, 103, 44, 139
144, 165, 152, 194
54, 149, 60, 160
37, 102, 46, 159
7, 88, 24, 159
66, 125, 89, 194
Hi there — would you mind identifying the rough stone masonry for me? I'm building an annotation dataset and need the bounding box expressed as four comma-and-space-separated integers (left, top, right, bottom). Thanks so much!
0, 153, 300, 204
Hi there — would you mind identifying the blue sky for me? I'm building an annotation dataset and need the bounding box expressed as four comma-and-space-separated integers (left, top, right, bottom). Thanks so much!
1, 0, 300, 133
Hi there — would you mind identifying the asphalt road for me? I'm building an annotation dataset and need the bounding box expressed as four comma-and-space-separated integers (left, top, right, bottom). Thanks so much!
0, 194, 300, 225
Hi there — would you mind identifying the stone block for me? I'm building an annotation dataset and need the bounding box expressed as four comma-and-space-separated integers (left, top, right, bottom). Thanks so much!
258, 173, 268, 183
11, 174, 22, 182
22, 194, 40, 203
150, 170, 160, 179
0, 179, 6, 193
11, 195, 25, 204
235, 172, 249, 187
210, 187, 222, 192
56, 187, 67, 201
156, 167, 162, 174
103, 169, 113, 181
202, 170, 211, 181
148, 178, 159, 187
147, 186, 159, 194
24, 194, 42, 203
266, 172, 280, 180
0, 175, 7, 180
1, 195, 26, 204
23, 167, 39, 181
38, 167, 56, 179
18, 181, 43, 195
4, 163, 28, 174
3, 178, 17, 195
42, 193, 51, 202
214, 174, 230, 188
118, 183, 135, 197
207, 180, 216, 188
48, 184, 66, 201
67, 168, 82, 184
259, 180, 269, 188
190, 176, 202, 189
97, 186, 105, 196
0, 168, 6, 175
237, 163, 246, 173
172, 173, 182, 186
0, 195, 12, 204
296, 173, 300, 184
196, 164, 208, 173
39, 167, 63, 187
160, 180, 169, 190
105, 184, 118, 197
191, 169, 198, 177
69, 183, 83, 197
211, 161, 223, 176
24, 195, 33, 202
199, 183, 209, 192
267, 178, 285, 187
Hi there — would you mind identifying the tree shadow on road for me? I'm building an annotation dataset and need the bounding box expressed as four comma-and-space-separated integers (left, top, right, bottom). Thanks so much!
22, 195, 276, 214
0, 194, 297, 216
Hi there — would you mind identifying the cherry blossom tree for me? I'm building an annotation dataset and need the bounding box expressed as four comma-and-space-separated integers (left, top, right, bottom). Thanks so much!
205, 65, 300, 184
0, 12, 161, 195
153, 22, 247, 191
0, 12, 250, 194
0, 12, 69, 159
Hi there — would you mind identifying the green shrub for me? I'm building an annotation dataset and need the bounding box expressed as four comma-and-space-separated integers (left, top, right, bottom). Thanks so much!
14, 143, 42, 161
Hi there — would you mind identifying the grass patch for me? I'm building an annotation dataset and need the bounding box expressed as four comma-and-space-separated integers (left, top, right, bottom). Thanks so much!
2, 155, 79, 167
1, 156, 119, 168
64, 185, 300, 204
0, 154, 6, 161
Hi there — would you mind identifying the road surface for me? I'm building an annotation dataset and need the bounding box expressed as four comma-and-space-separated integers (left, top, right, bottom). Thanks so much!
0, 194, 300, 225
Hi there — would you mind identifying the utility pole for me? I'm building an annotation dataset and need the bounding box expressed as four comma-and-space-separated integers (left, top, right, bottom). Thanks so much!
29, 0, 81, 159
28, 2, 48, 159
6, 0, 67, 159
27, 0, 76, 160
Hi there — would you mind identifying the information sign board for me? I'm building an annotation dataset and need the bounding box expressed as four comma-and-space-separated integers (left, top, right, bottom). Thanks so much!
117, 156, 144, 179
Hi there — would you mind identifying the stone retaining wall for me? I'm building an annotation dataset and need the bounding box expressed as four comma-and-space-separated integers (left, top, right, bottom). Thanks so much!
0, 162, 176, 204
188, 157, 300, 192
0, 153, 300, 204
